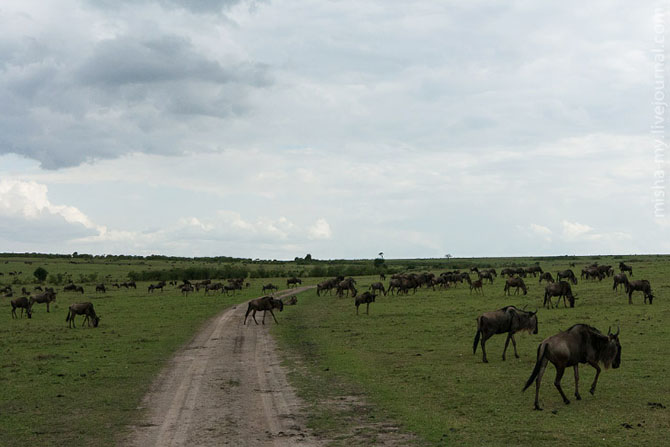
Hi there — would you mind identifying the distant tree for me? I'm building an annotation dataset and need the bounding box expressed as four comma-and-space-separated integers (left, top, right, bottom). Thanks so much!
374, 257, 386, 268
378, 252, 384, 259
72, 251, 78, 258
445, 254, 452, 259
305, 253, 312, 261
34, 267, 48, 282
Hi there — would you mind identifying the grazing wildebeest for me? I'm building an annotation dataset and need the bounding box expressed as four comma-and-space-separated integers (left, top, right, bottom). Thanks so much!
316, 278, 337, 296
478, 270, 494, 284
619, 262, 633, 276
525, 266, 543, 277
261, 283, 278, 294
148, 282, 164, 293
523, 324, 621, 410
95, 284, 106, 293
379, 273, 386, 281
244, 296, 283, 325
66, 302, 100, 328
625, 280, 653, 304
612, 273, 628, 292
355, 291, 376, 315
180, 284, 195, 295
369, 282, 386, 296
29, 290, 57, 313
556, 269, 578, 285
543, 281, 575, 309
539, 272, 554, 284
11, 297, 32, 319
473, 306, 538, 363
286, 277, 302, 288
503, 277, 527, 295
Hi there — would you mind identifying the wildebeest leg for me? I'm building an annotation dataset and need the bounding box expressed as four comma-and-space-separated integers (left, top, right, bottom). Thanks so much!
573, 365, 581, 400
366, 302, 370, 315
554, 366, 570, 404
480, 333, 493, 363
252, 310, 259, 325
510, 334, 519, 358
262, 310, 267, 325
628, 290, 632, 305
533, 359, 549, 411
502, 333, 513, 361
356, 303, 360, 315
269, 309, 279, 324
588, 361, 601, 395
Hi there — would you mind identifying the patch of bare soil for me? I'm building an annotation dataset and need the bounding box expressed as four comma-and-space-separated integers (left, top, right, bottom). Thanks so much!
122, 287, 322, 446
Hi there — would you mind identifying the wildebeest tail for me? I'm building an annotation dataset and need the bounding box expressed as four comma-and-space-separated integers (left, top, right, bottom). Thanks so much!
473, 317, 481, 354
523, 343, 547, 392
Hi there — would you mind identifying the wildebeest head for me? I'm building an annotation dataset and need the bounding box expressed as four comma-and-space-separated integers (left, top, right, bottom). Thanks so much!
607, 326, 621, 369
275, 299, 284, 312
92, 315, 100, 327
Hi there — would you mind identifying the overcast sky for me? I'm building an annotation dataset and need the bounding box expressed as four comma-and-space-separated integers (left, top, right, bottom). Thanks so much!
0, 0, 668, 259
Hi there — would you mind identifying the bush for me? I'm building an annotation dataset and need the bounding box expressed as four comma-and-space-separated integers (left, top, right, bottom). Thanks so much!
33, 267, 48, 282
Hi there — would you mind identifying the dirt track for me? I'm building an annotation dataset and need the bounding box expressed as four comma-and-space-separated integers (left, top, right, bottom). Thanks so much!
123, 287, 321, 447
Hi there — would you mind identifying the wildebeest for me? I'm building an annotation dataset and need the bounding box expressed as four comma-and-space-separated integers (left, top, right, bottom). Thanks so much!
503, 277, 527, 295
148, 282, 164, 293
539, 272, 554, 284
355, 292, 376, 315
286, 277, 302, 288
261, 283, 278, 294
180, 284, 195, 295
525, 266, 543, 277
523, 324, 621, 410
244, 296, 284, 325
477, 270, 494, 284
625, 280, 653, 304
612, 273, 628, 292
29, 290, 57, 313
369, 282, 387, 296
11, 297, 32, 319
336, 278, 358, 297
281, 295, 298, 305
473, 306, 538, 363
543, 281, 575, 309
556, 269, 578, 285
66, 302, 100, 328
467, 277, 484, 295
619, 262, 633, 276
95, 284, 106, 293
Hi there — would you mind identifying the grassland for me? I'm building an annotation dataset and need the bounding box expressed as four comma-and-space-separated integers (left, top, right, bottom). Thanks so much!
1, 254, 669, 446
273, 256, 670, 446
0, 256, 288, 446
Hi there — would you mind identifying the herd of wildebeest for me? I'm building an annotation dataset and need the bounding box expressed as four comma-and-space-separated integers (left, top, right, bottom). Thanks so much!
311, 260, 653, 410
2, 260, 656, 410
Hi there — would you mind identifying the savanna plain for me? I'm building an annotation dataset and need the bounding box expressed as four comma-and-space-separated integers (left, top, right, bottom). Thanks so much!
1, 254, 668, 446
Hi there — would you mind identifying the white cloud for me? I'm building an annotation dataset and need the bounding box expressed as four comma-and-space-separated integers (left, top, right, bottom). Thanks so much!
308, 218, 332, 240
529, 223, 553, 241
561, 220, 594, 239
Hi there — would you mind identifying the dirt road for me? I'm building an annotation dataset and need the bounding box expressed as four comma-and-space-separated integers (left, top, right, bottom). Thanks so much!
123, 287, 321, 447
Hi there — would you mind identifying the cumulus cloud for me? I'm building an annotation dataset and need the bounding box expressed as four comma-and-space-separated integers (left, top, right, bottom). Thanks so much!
308, 218, 332, 240
529, 223, 553, 241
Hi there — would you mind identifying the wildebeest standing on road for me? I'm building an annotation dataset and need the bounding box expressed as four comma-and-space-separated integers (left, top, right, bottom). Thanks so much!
244, 296, 284, 325
523, 324, 621, 410
473, 306, 538, 363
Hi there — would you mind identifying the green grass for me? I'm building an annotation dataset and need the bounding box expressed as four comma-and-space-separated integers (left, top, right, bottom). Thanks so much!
274, 256, 670, 446
0, 271, 282, 446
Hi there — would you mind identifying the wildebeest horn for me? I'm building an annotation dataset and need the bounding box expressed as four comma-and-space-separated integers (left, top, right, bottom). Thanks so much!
615, 325, 620, 337
522, 304, 527, 311
607, 326, 611, 335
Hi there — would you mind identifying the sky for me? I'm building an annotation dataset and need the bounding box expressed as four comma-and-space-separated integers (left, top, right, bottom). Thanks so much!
0, 0, 668, 260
